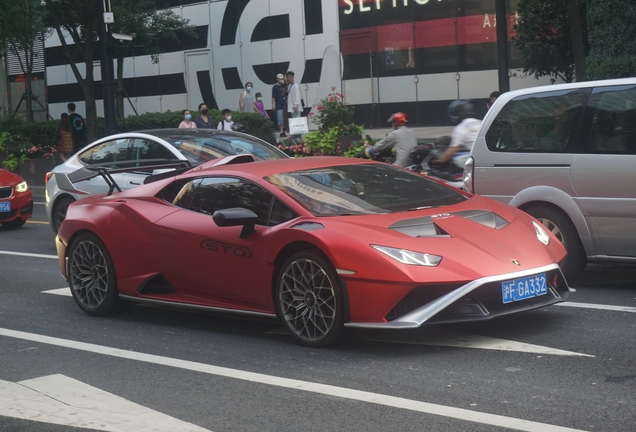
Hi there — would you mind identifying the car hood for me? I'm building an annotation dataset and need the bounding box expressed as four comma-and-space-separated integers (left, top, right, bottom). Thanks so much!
0, 169, 26, 186
301, 195, 566, 281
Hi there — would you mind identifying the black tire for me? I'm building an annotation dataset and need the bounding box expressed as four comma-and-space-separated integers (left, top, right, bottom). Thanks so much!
67, 232, 121, 316
1, 218, 26, 229
525, 205, 587, 283
275, 249, 344, 347
52, 196, 75, 233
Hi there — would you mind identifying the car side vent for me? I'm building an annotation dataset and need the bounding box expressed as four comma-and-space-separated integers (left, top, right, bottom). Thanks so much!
292, 222, 325, 231
139, 274, 176, 295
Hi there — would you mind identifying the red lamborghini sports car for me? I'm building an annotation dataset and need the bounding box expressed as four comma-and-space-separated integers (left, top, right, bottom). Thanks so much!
55, 156, 571, 347
0, 169, 33, 228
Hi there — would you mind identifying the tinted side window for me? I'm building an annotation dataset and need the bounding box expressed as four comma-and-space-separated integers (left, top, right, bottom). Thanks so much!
486, 88, 590, 153
578, 85, 636, 155
173, 177, 296, 226
78, 139, 132, 167
130, 138, 177, 166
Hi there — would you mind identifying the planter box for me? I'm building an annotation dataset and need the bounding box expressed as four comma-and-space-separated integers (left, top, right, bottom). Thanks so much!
18, 158, 57, 186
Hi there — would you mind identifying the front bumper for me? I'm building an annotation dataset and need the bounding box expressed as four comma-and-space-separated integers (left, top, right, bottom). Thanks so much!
345, 264, 570, 329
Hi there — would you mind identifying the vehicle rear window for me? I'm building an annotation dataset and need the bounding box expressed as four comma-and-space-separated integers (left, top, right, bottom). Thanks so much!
266, 164, 467, 216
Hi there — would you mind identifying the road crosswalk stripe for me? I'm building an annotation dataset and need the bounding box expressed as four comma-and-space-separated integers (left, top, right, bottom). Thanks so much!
0, 327, 588, 432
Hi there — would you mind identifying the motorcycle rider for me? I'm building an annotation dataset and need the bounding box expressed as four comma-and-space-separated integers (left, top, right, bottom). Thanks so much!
435, 100, 481, 164
360, 112, 417, 167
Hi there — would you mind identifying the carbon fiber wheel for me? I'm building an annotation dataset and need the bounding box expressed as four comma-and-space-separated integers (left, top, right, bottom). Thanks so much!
53, 196, 74, 233
67, 232, 120, 316
277, 250, 344, 347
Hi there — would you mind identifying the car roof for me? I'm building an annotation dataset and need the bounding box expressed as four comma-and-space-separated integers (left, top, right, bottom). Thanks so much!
191, 156, 378, 178
492, 77, 636, 108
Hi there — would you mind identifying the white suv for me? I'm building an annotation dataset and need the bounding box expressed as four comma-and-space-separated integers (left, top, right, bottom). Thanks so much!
464, 78, 636, 282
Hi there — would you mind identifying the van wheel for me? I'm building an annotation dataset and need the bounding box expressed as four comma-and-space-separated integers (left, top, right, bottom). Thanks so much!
525, 205, 587, 283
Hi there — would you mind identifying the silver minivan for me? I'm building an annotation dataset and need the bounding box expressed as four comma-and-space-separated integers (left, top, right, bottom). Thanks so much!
464, 78, 636, 282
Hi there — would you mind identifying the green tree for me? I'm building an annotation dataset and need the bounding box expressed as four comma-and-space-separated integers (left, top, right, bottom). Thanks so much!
109, 0, 195, 119
513, 0, 588, 83
44, 0, 99, 140
586, 0, 636, 79
0, 0, 51, 121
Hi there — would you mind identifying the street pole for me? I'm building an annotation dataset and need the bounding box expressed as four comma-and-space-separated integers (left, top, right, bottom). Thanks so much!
99, 0, 117, 135
495, 0, 510, 93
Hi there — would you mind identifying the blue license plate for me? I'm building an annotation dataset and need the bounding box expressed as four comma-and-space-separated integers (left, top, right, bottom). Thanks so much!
0, 201, 10, 213
502, 273, 547, 304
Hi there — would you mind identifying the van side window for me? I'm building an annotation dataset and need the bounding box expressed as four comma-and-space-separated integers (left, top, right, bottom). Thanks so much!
485, 89, 590, 153
579, 85, 636, 154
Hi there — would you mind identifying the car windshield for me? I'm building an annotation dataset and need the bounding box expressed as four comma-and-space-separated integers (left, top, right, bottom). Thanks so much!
152, 130, 286, 163
266, 164, 468, 216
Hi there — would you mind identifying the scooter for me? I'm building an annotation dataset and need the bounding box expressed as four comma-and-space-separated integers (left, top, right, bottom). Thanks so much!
406, 138, 468, 189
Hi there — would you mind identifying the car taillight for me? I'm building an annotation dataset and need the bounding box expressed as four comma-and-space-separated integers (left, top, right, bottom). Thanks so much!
45, 172, 54, 184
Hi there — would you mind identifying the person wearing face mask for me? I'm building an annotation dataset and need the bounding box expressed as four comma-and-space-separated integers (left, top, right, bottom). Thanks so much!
178, 109, 197, 129
272, 73, 287, 137
253, 92, 269, 120
194, 102, 215, 129
238, 82, 257, 113
217, 109, 234, 130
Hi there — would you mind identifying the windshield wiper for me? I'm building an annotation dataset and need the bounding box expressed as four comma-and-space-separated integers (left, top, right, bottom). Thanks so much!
408, 206, 434, 211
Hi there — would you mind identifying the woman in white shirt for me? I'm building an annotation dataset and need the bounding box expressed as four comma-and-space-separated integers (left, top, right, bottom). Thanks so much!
178, 109, 197, 129
217, 109, 234, 130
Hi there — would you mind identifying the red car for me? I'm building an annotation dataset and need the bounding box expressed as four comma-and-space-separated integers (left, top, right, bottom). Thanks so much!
56, 156, 571, 347
0, 169, 33, 228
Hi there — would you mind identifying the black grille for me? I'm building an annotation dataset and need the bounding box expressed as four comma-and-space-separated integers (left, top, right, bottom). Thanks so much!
385, 284, 463, 321
0, 186, 13, 199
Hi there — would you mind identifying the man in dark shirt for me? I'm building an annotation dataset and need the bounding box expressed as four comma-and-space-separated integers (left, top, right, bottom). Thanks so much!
271, 73, 287, 137
67, 103, 86, 153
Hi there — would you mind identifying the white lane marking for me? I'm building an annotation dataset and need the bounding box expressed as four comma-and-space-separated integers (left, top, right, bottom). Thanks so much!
34, 202, 46, 205
554, 302, 636, 313
365, 329, 593, 357
42, 288, 72, 297
0, 327, 588, 432
0, 250, 57, 259
26, 220, 49, 225
0, 374, 211, 432
267, 328, 592, 357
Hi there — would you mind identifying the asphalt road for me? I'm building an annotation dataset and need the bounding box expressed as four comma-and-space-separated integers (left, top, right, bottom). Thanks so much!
0, 200, 634, 432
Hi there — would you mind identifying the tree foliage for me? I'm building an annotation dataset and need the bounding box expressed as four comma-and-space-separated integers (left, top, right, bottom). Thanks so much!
512, 0, 588, 83
110, 0, 195, 118
0, 0, 51, 121
586, 0, 636, 80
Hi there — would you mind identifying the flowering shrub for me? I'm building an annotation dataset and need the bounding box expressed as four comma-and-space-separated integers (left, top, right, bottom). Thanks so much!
277, 138, 312, 157
0, 132, 57, 172
309, 87, 355, 132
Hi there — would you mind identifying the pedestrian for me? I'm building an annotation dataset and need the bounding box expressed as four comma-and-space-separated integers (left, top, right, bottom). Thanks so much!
56, 113, 74, 162
254, 92, 269, 120
194, 103, 215, 129
272, 73, 287, 137
217, 109, 234, 130
238, 82, 257, 113
285, 71, 304, 138
178, 109, 197, 128
67, 102, 86, 153
487, 91, 501, 110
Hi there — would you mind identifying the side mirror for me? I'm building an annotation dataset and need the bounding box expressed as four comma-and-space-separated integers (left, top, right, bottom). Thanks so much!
212, 207, 258, 238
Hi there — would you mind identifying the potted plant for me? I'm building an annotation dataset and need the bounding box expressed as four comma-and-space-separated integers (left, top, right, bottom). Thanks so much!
305, 87, 364, 156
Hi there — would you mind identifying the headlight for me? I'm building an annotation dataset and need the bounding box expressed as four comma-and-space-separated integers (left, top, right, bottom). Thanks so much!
371, 245, 442, 266
15, 181, 28, 193
533, 221, 550, 246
